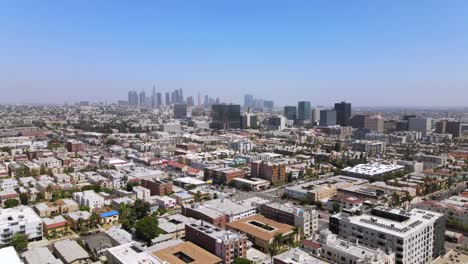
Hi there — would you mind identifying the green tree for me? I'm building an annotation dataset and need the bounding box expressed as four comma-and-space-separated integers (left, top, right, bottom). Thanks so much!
19, 193, 29, 205
334, 141, 343, 152
273, 233, 284, 250
135, 216, 160, 244
105, 138, 117, 145
90, 212, 100, 228
404, 193, 413, 204
4, 199, 19, 208
291, 226, 300, 243
79, 205, 90, 212
233, 257, 252, 264
392, 192, 401, 206
332, 201, 342, 213
10, 233, 28, 252
315, 200, 324, 210
195, 190, 202, 202
268, 245, 278, 261
134, 199, 151, 219
119, 203, 136, 232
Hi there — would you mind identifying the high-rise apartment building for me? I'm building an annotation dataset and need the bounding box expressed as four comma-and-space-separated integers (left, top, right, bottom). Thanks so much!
329, 207, 445, 264
334, 101, 352, 126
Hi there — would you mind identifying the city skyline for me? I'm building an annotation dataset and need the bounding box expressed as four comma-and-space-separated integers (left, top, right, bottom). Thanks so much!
1, 1, 468, 106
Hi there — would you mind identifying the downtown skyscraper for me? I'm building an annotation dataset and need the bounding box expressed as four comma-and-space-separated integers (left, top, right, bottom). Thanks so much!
128, 91, 138, 107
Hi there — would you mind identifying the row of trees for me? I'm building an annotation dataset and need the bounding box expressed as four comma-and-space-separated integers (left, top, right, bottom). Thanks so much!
447, 217, 468, 233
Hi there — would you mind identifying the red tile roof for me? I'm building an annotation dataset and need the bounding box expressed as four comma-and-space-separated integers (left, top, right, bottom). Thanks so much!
187, 167, 200, 174
45, 221, 68, 229
167, 161, 187, 169
302, 240, 321, 249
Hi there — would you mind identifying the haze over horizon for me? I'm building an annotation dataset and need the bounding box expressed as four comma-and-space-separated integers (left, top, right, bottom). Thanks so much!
1, 1, 468, 106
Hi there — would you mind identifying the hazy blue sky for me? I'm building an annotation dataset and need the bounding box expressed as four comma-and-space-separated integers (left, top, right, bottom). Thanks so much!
1, 1, 468, 106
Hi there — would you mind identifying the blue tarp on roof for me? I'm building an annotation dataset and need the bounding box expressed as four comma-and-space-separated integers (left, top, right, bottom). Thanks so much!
100, 210, 118, 218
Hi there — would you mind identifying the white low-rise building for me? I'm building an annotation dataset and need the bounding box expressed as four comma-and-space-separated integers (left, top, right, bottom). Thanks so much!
342, 162, 405, 179
132, 186, 151, 199
106, 242, 164, 264
154, 196, 176, 209
0, 178, 19, 190
0, 206, 42, 245
72, 190, 105, 210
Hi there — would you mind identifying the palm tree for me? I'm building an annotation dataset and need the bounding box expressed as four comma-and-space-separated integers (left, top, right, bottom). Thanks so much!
292, 226, 300, 242
268, 245, 277, 262
273, 233, 284, 251
77, 217, 83, 231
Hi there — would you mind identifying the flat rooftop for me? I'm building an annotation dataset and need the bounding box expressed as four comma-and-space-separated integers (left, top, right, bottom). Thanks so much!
343, 162, 404, 176
334, 207, 444, 238
187, 221, 244, 244
274, 248, 331, 264
203, 198, 256, 216
106, 242, 164, 264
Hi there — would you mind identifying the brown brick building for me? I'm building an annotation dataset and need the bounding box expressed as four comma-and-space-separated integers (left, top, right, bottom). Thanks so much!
140, 179, 173, 196
185, 221, 247, 264
66, 140, 85, 152
182, 204, 226, 228
251, 161, 286, 184
204, 166, 244, 185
